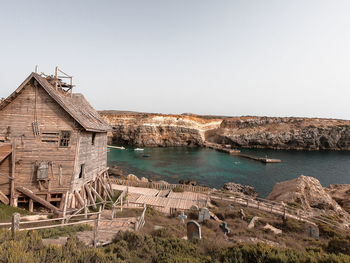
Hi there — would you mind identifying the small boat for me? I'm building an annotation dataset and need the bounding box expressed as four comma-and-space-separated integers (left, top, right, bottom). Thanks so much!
107, 145, 125, 150
134, 148, 144, 151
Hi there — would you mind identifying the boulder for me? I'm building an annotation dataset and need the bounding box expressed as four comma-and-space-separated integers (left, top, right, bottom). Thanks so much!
267, 175, 346, 216
223, 182, 258, 197
140, 177, 149, 183
263, 224, 282, 235
127, 174, 139, 181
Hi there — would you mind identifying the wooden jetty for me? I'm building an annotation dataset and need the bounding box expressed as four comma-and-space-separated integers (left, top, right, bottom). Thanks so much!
203, 142, 281, 163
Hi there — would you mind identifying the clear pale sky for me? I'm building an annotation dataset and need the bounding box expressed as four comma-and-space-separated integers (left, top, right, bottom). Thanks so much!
0, 1, 349, 119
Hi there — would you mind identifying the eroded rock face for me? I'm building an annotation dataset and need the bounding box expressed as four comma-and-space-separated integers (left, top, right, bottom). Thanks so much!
223, 182, 258, 197
326, 184, 350, 214
267, 175, 346, 215
99, 111, 350, 150
100, 112, 222, 147
216, 117, 350, 150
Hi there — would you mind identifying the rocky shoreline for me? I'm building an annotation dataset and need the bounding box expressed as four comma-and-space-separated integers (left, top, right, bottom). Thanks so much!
110, 164, 350, 223
100, 111, 350, 151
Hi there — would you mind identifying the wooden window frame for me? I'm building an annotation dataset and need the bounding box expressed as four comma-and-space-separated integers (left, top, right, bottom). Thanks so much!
59, 130, 72, 147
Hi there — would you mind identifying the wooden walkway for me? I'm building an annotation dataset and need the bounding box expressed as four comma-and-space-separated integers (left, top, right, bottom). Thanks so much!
112, 184, 208, 214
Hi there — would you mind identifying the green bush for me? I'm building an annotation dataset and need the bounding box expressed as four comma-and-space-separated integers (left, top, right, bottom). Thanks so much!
172, 186, 184, 193
0, 204, 30, 222
318, 222, 341, 239
327, 236, 350, 255
37, 224, 92, 239
278, 218, 304, 233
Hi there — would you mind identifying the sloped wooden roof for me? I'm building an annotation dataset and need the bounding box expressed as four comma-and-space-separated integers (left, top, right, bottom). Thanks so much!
0, 73, 111, 133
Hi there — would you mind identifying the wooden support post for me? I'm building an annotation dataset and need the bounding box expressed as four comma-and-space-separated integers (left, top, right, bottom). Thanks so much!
84, 199, 88, 219
99, 178, 113, 201
10, 140, 16, 206
62, 191, 69, 225
11, 213, 20, 238
84, 184, 96, 209
93, 218, 98, 248
90, 187, 104, 202
74, 190, 84, 208
29, 199, 34, 212
16, 186, 58, 213
120, 192, 123, 212
111, 205, 115, 220
98, 205, 102, 222
0, 190, 9, 205
70, 194, 76, 209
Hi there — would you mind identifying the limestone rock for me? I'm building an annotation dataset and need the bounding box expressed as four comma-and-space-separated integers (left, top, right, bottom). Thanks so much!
267, 175, 346, 215
247, 216, 260, 229
100, 112, 350, 150
326, 184, 350, 214
140, 177, 149, 183
127, 174, 139, 182
223, 182, 258, 197
263, 224, 282, 235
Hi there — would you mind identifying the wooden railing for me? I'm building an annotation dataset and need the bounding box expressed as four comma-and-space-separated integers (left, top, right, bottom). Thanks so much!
134, 204, 147, 231
110, 179, 209, 193
111, 188, 128, 219
210, 191, 349, 231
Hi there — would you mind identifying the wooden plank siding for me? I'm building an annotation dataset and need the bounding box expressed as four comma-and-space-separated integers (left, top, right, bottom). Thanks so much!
0, 78, 108, 201
71, 131, 107, 191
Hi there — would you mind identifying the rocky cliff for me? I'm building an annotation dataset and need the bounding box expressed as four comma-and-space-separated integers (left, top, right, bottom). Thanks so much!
100, 111, 222, 147
100, 111, 350, 150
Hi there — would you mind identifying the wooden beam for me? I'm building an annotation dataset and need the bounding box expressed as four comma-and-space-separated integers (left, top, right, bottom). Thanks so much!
74, 190, 84, 207
90, 187, 104, 202
28, 199, 33, 212
16, 186, 58, 213
84, 184, 96, 209
0, 190, 9, 205
10, 140, 16, 206
59, 192, 66, 210
62, 191, 69, 224
98, 177, 113, 201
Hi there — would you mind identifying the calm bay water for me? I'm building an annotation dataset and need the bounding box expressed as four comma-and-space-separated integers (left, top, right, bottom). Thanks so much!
107, 147, 350, 197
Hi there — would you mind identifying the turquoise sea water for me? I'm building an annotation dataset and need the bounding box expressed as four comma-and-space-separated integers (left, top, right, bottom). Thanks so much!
107, 147, 350, 197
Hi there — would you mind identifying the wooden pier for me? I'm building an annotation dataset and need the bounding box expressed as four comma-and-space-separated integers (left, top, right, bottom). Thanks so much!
203, 142, 281, 163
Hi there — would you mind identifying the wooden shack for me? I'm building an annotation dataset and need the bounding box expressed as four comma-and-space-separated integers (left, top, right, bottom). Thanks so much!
0, 72, 112, 212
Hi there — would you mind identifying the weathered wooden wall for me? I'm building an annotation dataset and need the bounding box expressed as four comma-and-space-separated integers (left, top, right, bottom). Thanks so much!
0, 156, 11, 195
71, 131, 107, 191
0, 80, 79, 194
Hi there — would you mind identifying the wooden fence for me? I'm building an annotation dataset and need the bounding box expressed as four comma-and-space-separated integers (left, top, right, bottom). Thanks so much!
111, 188, 128, 219
110, 179, 209, 193
134, 204, 147, 231
211, 191, 348, 231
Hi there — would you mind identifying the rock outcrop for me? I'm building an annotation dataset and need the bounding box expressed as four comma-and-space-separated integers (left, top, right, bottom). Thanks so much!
99, 111, 350, 150
326, 184, 350, 214
223, 182, 258, 197
100, 111, 221, 147
267, 175, 347, 216
215, 117, 350, 150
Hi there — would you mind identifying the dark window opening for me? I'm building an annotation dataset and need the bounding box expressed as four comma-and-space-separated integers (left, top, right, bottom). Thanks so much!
92, 132, 96, 145
42, 140, 58, 143
59, 131, 71, 147
42, 132, 59, 135
79, 164, 85, 179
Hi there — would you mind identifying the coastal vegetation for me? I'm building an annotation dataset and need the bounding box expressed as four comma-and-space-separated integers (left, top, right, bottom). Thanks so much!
0, 229, 350, 263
